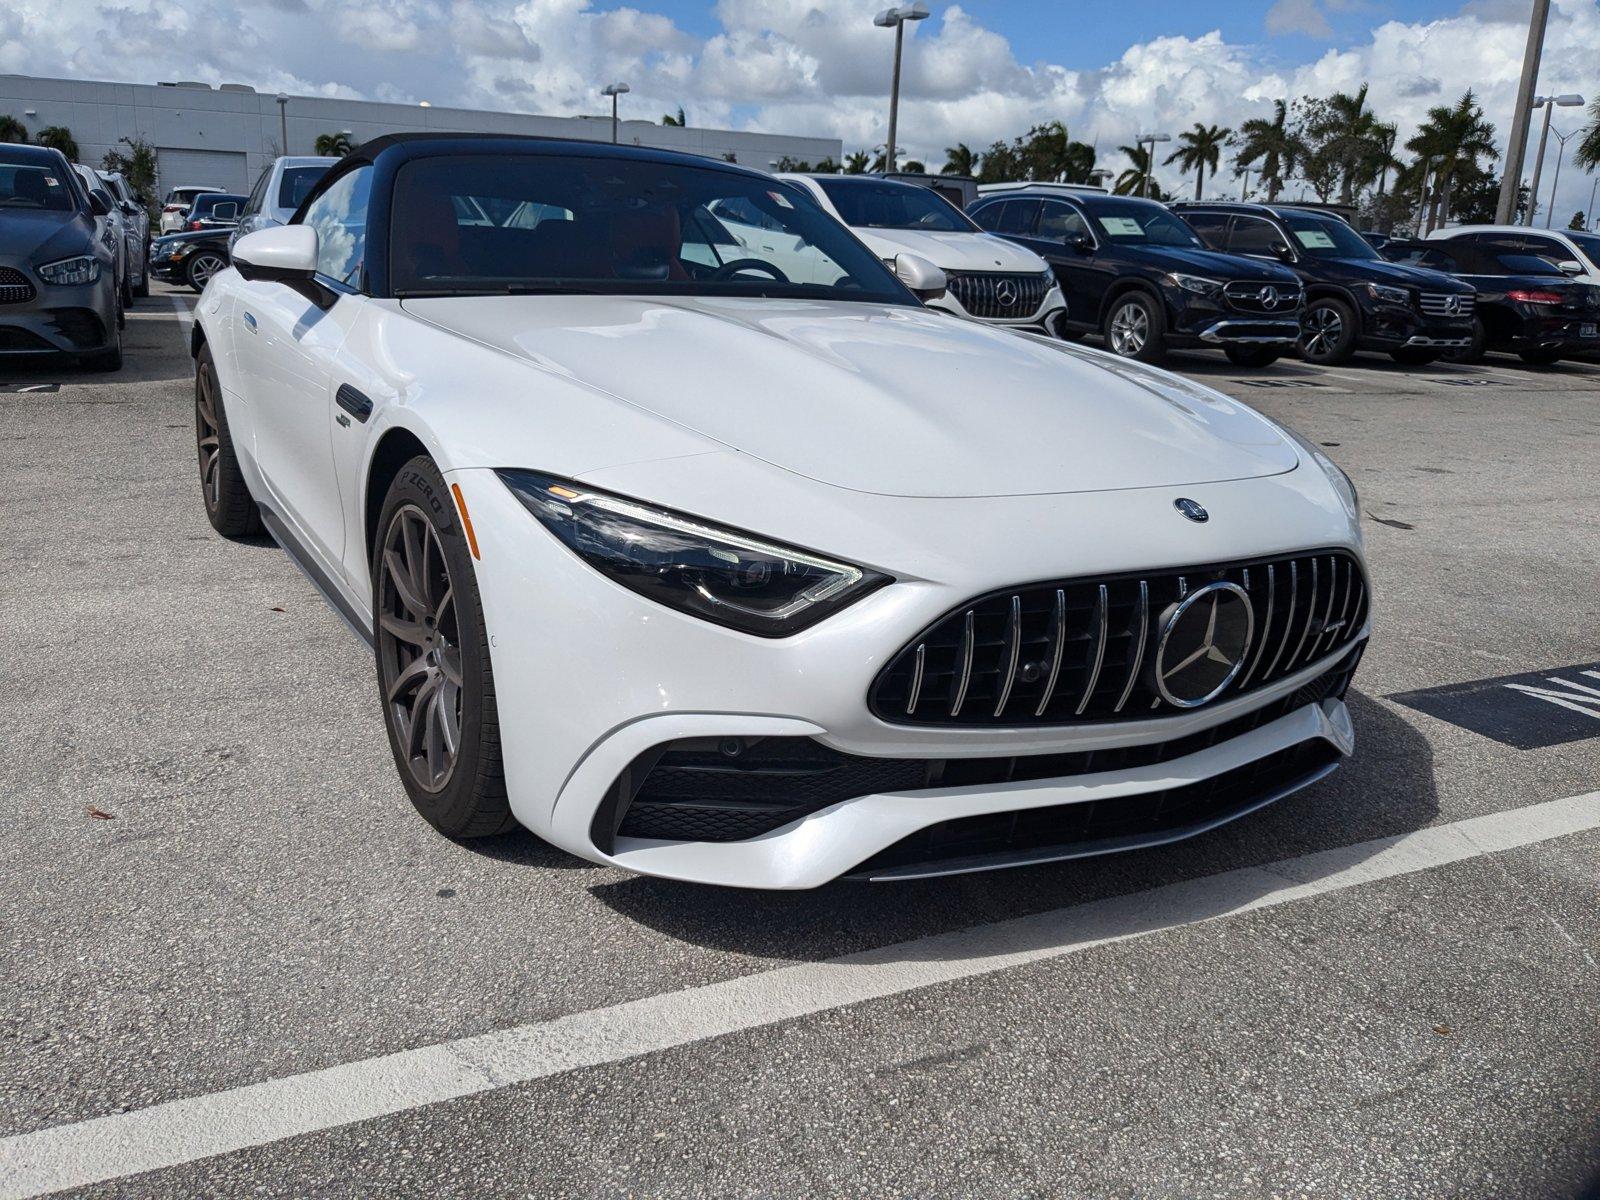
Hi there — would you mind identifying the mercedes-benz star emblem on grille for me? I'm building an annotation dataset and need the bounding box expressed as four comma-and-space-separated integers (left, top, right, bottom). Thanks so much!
1154, 582, 1256, 708
994, 279, 1019, 307
1174, 497, 1208, 523
1258, 285, 1281, 310
1444, 294, 1462, 315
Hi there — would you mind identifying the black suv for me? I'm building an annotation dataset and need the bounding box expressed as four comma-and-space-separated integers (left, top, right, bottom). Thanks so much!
1174, 202, 1476, 365
969, 190, 1303, 366
1382, 237, 1600, 366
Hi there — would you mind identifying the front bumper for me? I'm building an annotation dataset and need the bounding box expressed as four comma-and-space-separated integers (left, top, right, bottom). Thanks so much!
450, 463, 1367, 889
0, 256, 117, 356
1166, 291, 1302, 348
1359, 302, 1472, 350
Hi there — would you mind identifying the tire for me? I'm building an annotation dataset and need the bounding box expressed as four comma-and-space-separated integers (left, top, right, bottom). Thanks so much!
133, 243, 150, 298
1102, 291, 1167, 363
194, 343, 262, 536
1298, 297, 1359, 365
373, 457, 514, 839
1223, 345, 1281, 368
186, 250, 228, 293
1443, 318, 1485, 364
1389, 346, 1442, 366
1518, 348, 1563, 366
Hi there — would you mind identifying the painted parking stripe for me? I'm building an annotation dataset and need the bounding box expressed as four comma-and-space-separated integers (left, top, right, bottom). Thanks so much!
2, 791, 1597, 1199
167, 294, 193, 340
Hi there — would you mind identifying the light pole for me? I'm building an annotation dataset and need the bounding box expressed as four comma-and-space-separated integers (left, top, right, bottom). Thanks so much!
601, 82, 630, 144
1546, 125, 1578, 228
873, 3, 929, 177
1089, 168, 1114, 191
276, 93, 288, 154
1525, 94, 1584, 226
1497, 0, 1550, 224
1135, 132, 1170, 198
1589, 176, 1599, 230
1239, 166, 1252, 201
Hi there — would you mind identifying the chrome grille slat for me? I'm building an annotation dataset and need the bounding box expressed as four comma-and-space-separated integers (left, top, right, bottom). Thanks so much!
872, 551, 1367, 727
1222, 281, 1302, 314
1419, 291, 1475, 318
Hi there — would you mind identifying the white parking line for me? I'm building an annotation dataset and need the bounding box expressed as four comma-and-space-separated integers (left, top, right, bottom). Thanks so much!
2, 791, 1597, 1198
167, 293, 194, 341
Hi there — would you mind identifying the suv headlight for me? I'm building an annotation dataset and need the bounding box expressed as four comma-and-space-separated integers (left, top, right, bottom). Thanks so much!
497, 470, 890, 636
1166, 273, 1223, 296
36, 255, 101, 285
1364, 282, 1409, 305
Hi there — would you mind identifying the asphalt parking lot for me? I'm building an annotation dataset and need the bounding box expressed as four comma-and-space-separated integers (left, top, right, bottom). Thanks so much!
3, 286, 1599, 1199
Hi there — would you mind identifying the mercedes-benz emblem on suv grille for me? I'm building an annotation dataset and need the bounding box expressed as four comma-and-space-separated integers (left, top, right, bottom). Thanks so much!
1444, 294, 1463, 315
1174, 497, 1208, 522
1154, 582, 1256, 708
994, 279, 1019, 307
1258, 285, 1281, 309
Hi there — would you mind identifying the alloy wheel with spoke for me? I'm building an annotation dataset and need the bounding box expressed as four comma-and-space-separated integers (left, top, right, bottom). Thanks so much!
1109, 302, 1148, 356
377, 505, 463, 793
195, 362, 222, 511
189, 253, 226, 290
1302, 307, 1342, 358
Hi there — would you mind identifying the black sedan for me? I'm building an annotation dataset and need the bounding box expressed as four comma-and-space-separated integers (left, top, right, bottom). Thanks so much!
1383, 239, 1600, 366
149, 227, 231, 292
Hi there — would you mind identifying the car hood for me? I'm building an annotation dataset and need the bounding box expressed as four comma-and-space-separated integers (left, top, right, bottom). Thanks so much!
1318, 256, 1472, 291
849, 228, 1048, 274
1119, 244, 1299, 282
0, 210, 94, 263
402, 295, 1300, 498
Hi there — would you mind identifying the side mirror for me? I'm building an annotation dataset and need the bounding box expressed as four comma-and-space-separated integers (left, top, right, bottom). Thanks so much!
894, 252, 947, 302
1069, 233, 1094, 254
232, 226, 329, 303
88, 192, 111, 217
1270, 241, 1294, 262
1557, 259, 1584, 276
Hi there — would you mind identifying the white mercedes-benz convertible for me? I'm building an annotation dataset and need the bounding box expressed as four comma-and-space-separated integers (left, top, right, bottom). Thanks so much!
193, 134, 1370, 889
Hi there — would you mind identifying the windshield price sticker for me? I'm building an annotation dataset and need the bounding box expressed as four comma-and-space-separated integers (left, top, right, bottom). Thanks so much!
1295, 229, 1335, 249
768, 191, 794, 209
1098, 217, 1144, 237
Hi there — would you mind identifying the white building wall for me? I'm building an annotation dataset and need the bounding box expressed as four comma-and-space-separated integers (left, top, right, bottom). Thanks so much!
0, 74, 842, 197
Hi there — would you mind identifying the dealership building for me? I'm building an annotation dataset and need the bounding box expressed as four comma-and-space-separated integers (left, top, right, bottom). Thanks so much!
0, 74, 842, 197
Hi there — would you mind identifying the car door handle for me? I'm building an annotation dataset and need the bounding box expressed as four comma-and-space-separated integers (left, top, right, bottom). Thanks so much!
335, 384, 373, 424
243, 312, 257, 333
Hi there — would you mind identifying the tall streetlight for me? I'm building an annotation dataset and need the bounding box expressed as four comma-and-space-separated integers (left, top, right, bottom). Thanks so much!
1589, 176, 1599, 230
276, 93, 288, 154
1545, 125, 1578, 228
601, 82, 630, 144
1497, 0, 1550, 224
1135, 132, 1170, 198
873, 3, 929, 177
1238, 166, 1252, 201
1525, 93, 1584, 226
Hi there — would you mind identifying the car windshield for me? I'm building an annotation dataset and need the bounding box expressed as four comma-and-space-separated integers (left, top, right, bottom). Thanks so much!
813, 178, 977, 232
0, 161, 75, 211
388, 154, 913, 303
279, 166, 328, 211
1282, 212, 1378, 260
1080, 201, 1202, 247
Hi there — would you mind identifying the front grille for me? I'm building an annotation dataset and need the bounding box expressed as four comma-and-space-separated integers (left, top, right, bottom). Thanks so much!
611, 648, 1362, 843
0, 326, 54, 352
1419, 291, 1474, 319
0, 267, 36, 306
945, 271, 1051, 320
1223, 281, 1301, 314
850, 739, 1342, 878
871, 551, 1368, 727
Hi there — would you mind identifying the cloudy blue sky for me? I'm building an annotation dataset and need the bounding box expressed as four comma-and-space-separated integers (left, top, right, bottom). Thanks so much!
2, 0, 1597, 219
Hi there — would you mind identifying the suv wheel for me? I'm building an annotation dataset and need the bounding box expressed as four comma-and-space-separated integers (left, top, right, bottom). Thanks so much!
1223, 345, 1281, 368
1298, 297, 1358, 365
373, 457, 514, 839
186, 250, 227, 293
1102, 292, 1167, 363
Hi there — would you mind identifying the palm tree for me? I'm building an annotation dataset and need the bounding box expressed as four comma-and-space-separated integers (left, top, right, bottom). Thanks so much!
1164, 123, 1230, 201
1405, 90, 1497, 232
314, 131, 354, 157
901, 160, 926, 173
1233, 100, 1300, 201
1576, 97, 1600, 173
844, 150, 870, 175
942, 142, 979, 176
1113, 144, 1162, 197
0, 114, 26, 144
661, 106, 686, 127
813, 155, 839, 174
36, 125, 78, 161
1309, 84, 1386, 204
1366, 122, 1402, 196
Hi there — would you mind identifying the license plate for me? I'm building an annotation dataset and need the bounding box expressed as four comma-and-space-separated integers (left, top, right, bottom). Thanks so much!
1582, 323, 1598, 338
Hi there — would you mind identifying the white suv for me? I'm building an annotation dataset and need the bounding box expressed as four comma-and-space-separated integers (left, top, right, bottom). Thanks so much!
777, 174, 1068, 336
232, 156, 338, 249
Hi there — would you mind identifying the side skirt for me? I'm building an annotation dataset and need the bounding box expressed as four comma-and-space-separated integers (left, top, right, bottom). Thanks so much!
257, 501, 375, 649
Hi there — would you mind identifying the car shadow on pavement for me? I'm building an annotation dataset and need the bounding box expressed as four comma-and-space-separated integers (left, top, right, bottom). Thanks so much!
588, 692, 1438, 963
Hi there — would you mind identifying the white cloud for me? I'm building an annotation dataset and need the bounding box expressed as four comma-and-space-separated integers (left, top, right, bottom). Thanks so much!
1267, 0, 1334, 39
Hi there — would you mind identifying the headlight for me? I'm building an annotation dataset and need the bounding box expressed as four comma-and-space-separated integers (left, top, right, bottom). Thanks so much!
496, 470, 890, 636
1166, 273, 1224, 297
1364, 282, 1409, 305
36, 256, 100, 285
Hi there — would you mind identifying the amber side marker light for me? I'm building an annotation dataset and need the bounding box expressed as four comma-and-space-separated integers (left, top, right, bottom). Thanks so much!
451, 483, 482, 559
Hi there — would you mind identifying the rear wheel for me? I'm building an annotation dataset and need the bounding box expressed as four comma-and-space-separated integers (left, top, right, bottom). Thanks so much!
373, 458, 513, 839
1518, 348, 1563, 367
1298, 297, 1358, 365
1389, 346, 1442, 366
1223, 345, 1281, 368
1102, 292, 1167, 363
186, 250, 227, 293
194, 343, 261, 535
133, 243, 150, 298
1443, 318, 1485, 364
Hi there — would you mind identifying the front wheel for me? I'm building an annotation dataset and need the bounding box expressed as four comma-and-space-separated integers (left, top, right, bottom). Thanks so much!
1298, 297, 1358, 365
194, 343, 261, 535
1223, 345, 1281, 368
1102, 292, 1167, 363
186, 250, 228, 293
373, 458, 514, 839
1389, 346, 1442, 366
